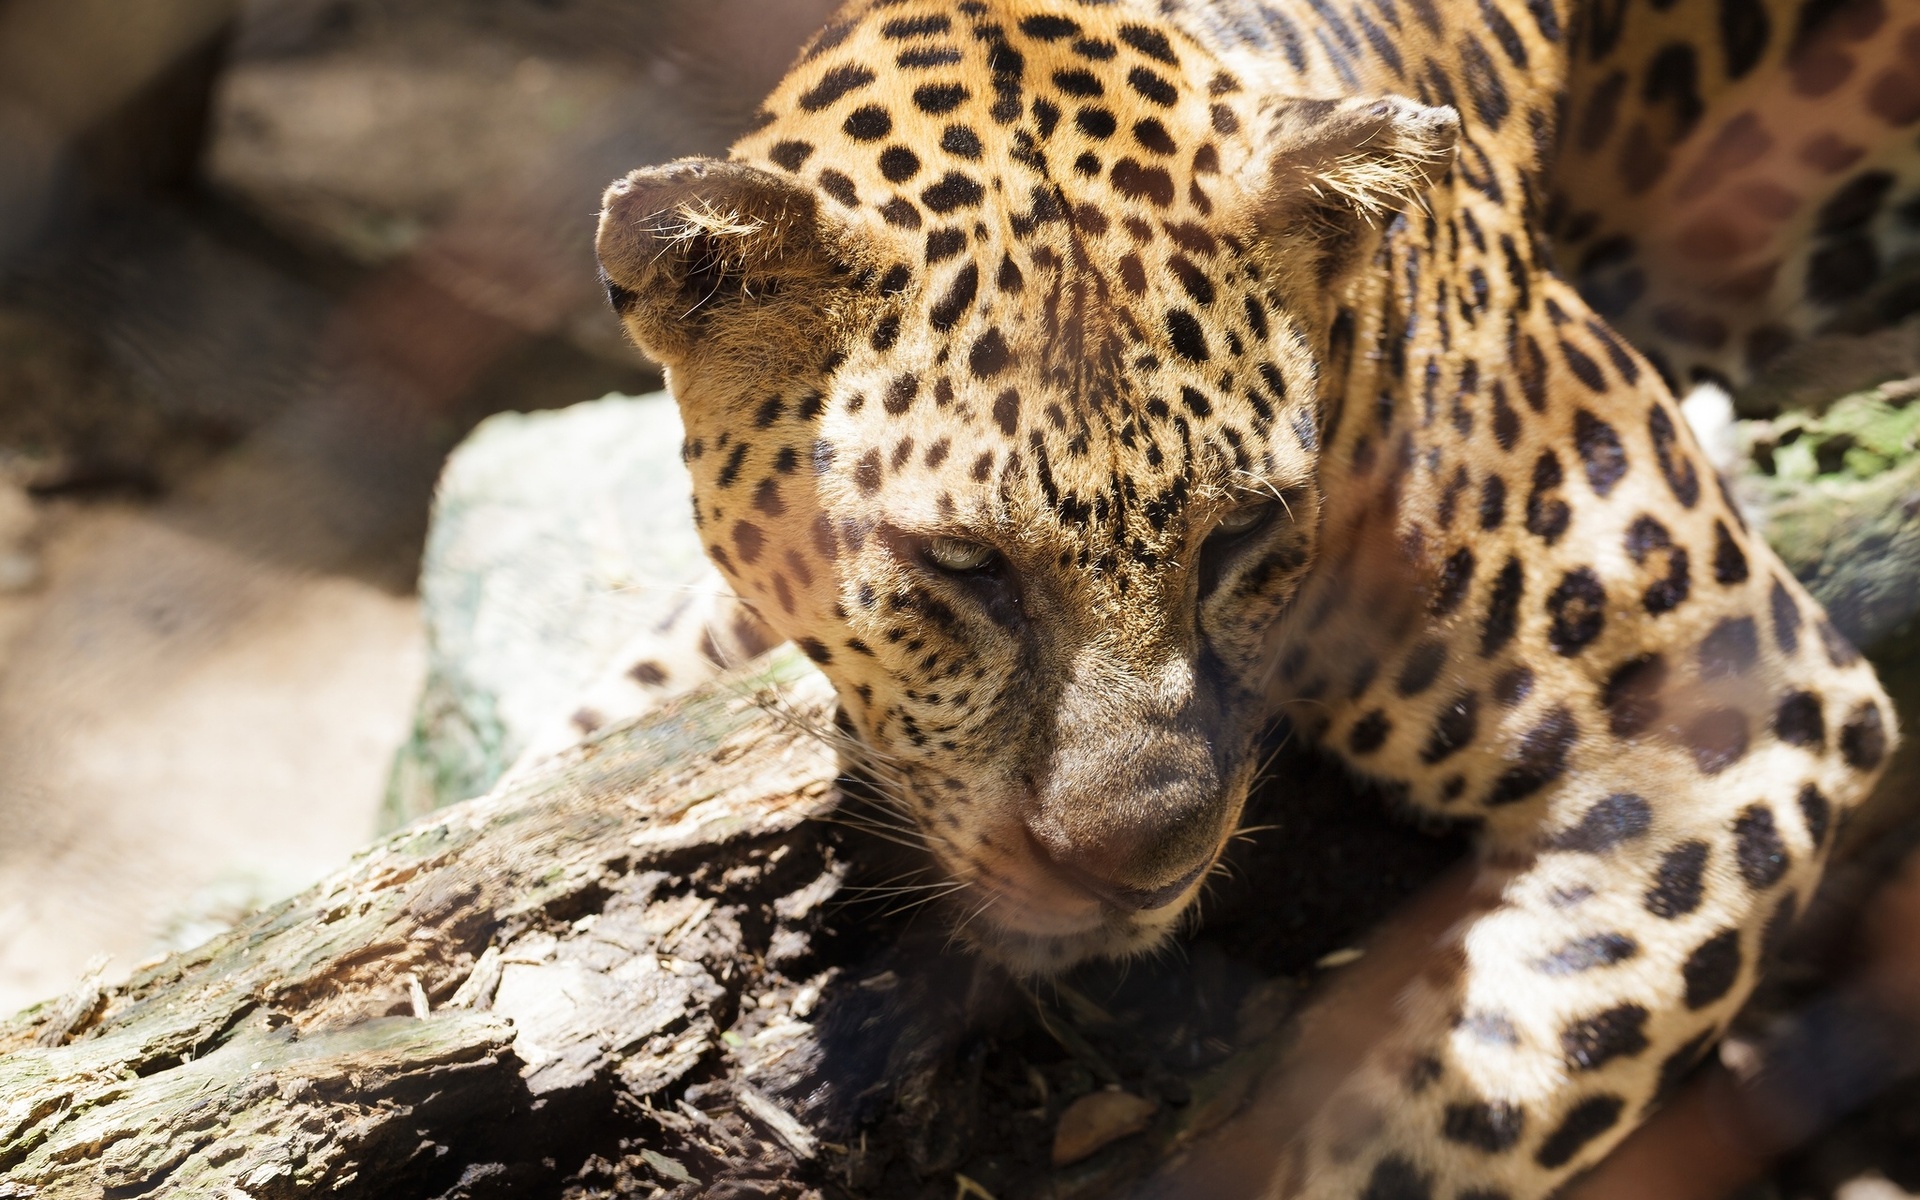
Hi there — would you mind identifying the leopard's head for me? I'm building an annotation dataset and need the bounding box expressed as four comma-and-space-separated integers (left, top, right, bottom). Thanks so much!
597, 9, 1455, 972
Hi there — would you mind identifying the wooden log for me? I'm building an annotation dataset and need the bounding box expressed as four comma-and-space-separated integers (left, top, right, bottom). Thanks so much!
0, 641, 1471, 1200
0, 650, 845, 1198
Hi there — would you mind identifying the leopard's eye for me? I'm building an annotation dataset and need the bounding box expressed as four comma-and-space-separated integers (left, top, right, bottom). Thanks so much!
1210, 501, 1274, 538
925, 536, 998, 573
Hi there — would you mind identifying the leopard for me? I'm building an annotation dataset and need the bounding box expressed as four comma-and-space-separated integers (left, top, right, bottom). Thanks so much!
589, 0, 1913, 1193
1552, 0, 1920, 389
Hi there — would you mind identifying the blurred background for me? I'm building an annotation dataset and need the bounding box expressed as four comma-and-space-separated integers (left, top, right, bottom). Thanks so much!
0, 0, 838, 1015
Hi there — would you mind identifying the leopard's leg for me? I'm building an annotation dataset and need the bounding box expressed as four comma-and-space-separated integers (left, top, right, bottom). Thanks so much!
1252, 274, 1896, 1196
1551, 0, 1920, 388
1271, 738, 1875, 1196
507, 565, 777, 771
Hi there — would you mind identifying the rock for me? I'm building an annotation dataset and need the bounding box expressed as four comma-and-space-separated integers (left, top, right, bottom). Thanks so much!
1052, 1090, 1157, 1167
1725, 370, 1920, 849
1736, 380, 1920, 651
381, 391, 706, 827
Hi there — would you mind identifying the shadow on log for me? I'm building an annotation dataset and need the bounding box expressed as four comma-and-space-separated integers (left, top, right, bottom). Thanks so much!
0, 647, 1467, 1200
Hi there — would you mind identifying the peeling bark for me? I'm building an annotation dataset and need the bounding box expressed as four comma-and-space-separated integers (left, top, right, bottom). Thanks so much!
0, 646, 1469, 1200
0, 651, 846, 1198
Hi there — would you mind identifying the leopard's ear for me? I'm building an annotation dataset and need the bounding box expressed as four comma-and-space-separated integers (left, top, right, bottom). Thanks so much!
596, 158, 855, 367
1246, 95, 1459, 282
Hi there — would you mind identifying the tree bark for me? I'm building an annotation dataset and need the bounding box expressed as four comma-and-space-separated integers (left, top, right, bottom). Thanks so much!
0, 643, 1468, 1200
0, 650, 851, 1199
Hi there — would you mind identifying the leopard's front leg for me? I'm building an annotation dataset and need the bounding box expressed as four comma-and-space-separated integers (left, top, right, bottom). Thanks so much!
1279, 735, 1877, 1198
1256, 386, 1895, 1197
1259, 568, 1889, 1190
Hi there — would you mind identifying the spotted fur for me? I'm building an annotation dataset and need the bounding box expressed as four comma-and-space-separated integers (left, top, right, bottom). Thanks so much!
592, 0, 1907, 1194
1553, 0, 1920, 385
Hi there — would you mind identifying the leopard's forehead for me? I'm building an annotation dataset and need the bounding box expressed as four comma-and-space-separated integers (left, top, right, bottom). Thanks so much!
729, 1, 1322, 558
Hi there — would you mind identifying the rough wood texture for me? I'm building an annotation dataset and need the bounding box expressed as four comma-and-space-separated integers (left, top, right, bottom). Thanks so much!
0, 639, 1475, 1200
0, 650, 846, 1198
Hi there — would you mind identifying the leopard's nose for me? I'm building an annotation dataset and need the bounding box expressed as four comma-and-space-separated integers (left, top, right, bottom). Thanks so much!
1024, 744, 1225, 912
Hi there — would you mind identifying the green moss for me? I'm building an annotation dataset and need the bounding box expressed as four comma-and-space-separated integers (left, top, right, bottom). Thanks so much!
1748, 384, 1920, 485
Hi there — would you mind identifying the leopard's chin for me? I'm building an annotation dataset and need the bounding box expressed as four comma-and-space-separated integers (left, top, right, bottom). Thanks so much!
911, 822, 1218, 976
956, 890, 1197, 978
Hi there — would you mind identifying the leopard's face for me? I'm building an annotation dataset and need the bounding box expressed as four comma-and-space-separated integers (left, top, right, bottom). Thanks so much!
660, 203, 1326, 971
596, 7, 1456, 972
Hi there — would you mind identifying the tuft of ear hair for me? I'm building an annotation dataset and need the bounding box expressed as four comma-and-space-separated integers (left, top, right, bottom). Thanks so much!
1249, 95, 1460, 280
596, 158, 848, 365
